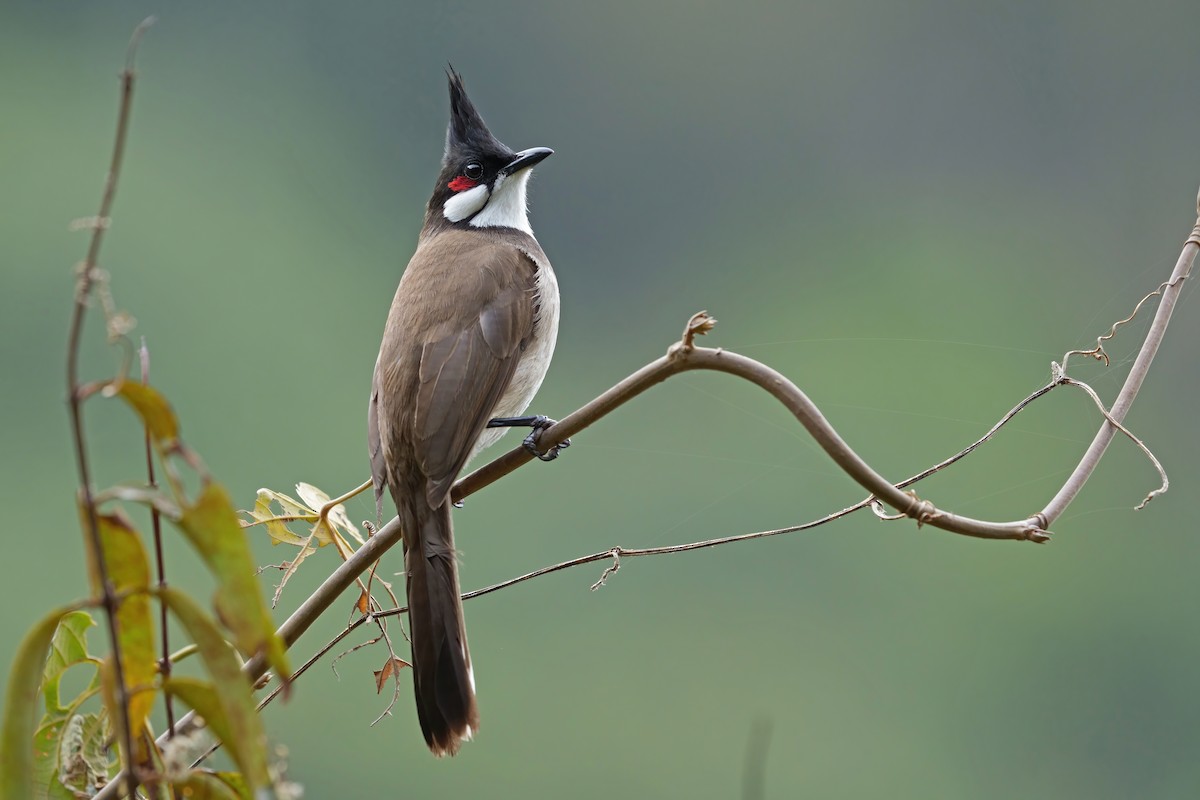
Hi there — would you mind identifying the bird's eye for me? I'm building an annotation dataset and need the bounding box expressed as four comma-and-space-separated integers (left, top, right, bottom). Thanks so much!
463, 162, 484, 180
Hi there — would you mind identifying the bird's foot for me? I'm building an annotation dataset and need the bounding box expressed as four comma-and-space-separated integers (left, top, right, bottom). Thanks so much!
523, 416, 570, 462
487, 414, 571, 462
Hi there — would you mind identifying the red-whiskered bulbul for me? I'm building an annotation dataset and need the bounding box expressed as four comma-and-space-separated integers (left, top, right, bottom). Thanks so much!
368, 68, 563, 756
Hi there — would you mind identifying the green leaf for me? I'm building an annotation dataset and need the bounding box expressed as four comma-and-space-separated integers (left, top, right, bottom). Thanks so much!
1, 605, 84, 800
177, 483, 291, 683
112, 381, 180, 446
40, 611, 98, 716
160, 589, 270, 791
31, 611, 108, 800
79, 505, 157, 757
75, 714, 115, 784
50, 712, 116, 798
173, 770, 249, 800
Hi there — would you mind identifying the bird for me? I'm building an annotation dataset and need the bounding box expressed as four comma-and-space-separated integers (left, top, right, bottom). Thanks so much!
368, 67, 562, 756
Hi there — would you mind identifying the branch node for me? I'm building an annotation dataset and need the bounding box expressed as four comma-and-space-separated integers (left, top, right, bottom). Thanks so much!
669, 310, 717, 359
590, 548, 622, 590
1023, 527, 1052, 544
900, 491, 941, 528
870, 494, 941, 528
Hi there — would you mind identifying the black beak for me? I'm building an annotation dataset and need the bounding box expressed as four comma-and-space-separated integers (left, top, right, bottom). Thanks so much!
501, 147, 554, 176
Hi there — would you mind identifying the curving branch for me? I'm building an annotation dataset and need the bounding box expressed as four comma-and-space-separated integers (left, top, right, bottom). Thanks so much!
1038, 201, 1200, 524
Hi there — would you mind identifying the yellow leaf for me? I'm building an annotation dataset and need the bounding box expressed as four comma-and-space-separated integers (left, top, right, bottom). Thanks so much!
244, 490, 312, 548
296, 482, 363, 545
294, 482, 329, 512
255, 488, 310, 520
112, 382, 179, 447
78, 505, 155, 760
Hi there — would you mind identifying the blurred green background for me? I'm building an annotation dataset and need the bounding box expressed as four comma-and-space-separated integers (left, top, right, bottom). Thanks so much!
4, 1, 1200, 797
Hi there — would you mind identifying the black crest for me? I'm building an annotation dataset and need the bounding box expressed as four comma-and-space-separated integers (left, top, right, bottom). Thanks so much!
445, 66, 510, 161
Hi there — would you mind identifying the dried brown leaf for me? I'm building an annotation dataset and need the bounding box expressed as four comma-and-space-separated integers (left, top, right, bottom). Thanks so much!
373, 657, 409, 694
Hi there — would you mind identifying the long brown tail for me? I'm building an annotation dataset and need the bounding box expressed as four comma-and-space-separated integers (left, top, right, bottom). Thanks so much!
398, 498, 479, 756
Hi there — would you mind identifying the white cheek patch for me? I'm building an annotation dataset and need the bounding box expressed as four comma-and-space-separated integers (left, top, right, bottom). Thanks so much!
442, 183, 489, 223
470, 170, 533, 235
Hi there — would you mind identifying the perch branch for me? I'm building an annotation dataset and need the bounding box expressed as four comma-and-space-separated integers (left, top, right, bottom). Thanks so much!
234, 366, 1069, 738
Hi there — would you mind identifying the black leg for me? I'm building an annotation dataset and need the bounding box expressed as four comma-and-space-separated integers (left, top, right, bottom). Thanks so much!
486, 415, 544, 429
486, 414, 571, 461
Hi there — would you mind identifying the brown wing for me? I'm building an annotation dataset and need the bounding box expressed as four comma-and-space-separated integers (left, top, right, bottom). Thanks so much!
373, 229, 538, 509
414, 278, 532, 507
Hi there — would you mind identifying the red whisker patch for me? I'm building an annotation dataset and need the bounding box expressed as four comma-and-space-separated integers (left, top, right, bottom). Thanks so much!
448, 176, 480, 192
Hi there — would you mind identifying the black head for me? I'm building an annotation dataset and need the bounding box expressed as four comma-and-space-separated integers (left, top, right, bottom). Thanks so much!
445, 66, 510, 160
425, 67, 553, 233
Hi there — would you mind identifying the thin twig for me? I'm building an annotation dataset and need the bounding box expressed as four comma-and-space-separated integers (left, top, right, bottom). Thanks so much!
329, 627, 382, 680
1061, 275, 1189, 371
590, 549, 621, 590
1059, 377, 1169, 509
324, 480, 373, 516
1039, 198, 1200, 524
368, 621, 407, 727
189, 617, 372, 770
140, 340, 176, 749
66, 20, 153, 797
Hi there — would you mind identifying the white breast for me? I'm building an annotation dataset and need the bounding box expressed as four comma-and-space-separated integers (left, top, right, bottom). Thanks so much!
468, 254, 560, 461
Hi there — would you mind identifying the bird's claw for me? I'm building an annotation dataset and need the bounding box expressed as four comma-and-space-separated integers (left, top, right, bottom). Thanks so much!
523, 416, 570, 462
